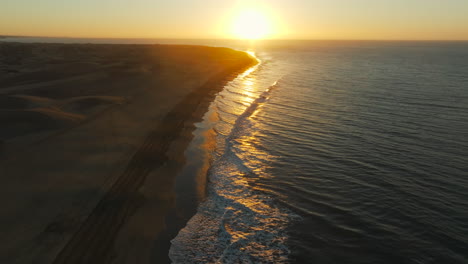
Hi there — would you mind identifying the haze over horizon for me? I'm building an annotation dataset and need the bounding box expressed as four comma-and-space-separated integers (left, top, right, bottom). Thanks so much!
1, 0, 468, 41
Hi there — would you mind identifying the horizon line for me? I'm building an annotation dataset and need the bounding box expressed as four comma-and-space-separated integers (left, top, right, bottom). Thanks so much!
1, 34, 468, 42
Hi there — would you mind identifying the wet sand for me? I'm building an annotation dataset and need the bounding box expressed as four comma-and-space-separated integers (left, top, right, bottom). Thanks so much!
0, 42, 256, 263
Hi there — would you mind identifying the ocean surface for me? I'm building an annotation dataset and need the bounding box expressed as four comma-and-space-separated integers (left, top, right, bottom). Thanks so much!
4, 37, 468, 263
169, 41, 468, 263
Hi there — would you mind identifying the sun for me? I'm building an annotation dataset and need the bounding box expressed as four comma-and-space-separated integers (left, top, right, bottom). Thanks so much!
232, 9, 271, 39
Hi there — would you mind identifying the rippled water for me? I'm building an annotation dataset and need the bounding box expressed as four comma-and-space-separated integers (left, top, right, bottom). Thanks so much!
170, 42, 468, 263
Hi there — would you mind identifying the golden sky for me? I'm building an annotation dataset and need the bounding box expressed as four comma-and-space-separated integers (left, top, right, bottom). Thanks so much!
1, 0, 467, 40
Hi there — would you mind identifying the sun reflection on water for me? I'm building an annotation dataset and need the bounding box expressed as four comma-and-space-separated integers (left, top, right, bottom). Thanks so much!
170, 53, 291, 262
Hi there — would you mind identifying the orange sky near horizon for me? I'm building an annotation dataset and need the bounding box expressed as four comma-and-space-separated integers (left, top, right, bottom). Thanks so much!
1, 0, 468, 40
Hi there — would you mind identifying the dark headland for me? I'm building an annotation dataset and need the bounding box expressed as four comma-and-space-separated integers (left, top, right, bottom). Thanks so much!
0, 42, 257, 264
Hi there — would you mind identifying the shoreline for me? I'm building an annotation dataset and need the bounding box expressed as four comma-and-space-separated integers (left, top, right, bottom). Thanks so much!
0, 42, 257, 263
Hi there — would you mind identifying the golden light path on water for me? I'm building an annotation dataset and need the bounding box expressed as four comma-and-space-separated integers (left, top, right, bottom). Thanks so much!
237, 51, 261, 105
169, 50, 291, 263
232, 50, 281, 182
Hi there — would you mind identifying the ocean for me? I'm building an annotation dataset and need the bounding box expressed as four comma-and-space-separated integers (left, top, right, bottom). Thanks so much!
4, 37, 468, 263
169, 41, 468, 263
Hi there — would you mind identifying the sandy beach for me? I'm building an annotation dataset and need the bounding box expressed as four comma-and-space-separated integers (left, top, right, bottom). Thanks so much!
0, 42, 256, 263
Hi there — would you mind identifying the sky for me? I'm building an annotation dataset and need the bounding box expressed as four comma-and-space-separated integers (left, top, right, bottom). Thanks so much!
1, 0, 468, 40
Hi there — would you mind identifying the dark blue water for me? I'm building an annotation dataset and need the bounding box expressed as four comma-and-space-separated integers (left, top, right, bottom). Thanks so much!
171, 42, 468, 263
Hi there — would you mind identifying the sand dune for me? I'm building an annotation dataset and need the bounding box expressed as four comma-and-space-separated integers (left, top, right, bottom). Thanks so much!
0, 94, 51, 109
62, 96, 127, 111
0, 108, 83, 138
0, 93, 127, 141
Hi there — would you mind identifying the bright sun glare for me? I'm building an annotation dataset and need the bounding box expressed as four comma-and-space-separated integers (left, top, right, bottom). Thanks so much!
232, 9, 271, 40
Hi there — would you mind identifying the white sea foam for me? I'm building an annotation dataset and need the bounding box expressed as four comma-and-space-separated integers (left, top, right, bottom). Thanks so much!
169, 56, 293, 263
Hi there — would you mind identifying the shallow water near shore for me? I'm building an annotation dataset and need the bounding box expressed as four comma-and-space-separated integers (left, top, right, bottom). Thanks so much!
170, 41, 468, 263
